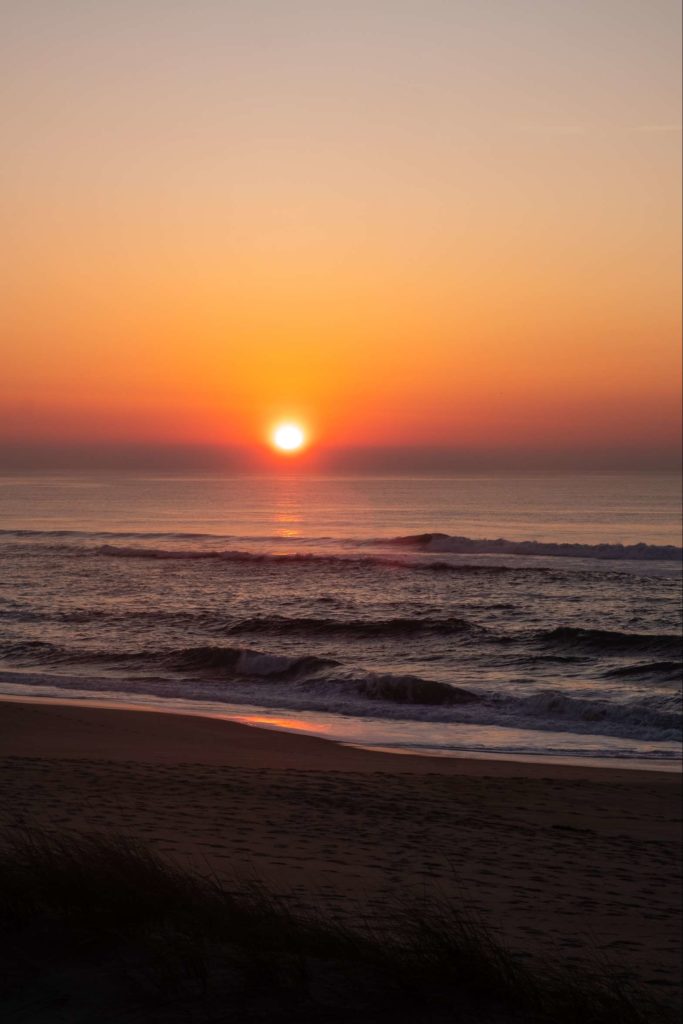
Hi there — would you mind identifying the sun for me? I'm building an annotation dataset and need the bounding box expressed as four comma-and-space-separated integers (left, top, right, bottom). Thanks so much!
272, 422, 306, 453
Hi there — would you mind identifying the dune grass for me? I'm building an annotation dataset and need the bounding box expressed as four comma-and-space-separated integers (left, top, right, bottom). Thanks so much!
0, 829, 676, 1023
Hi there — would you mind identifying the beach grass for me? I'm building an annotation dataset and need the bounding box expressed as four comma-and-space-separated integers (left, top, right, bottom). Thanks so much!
0, 829, 675, 1023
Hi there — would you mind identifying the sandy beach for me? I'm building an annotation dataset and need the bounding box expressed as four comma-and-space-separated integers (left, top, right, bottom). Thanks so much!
0, 698, 680, 1003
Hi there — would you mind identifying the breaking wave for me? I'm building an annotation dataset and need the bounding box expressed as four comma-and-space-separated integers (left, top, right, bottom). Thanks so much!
387, 533, 682, 561
1, 638, 680, 740
164, 645, 338, 679
0, 640, 478, 707
510, 690, 681, 737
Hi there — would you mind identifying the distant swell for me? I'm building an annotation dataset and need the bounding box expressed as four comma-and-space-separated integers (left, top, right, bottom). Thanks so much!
0, 607, 484, 638
3, 526, 679, 562
388, 533, 682, 561
46, 544, 529, 575
222, 614, 483, 639
531, 626, 682, 658
602, 661, 682, 681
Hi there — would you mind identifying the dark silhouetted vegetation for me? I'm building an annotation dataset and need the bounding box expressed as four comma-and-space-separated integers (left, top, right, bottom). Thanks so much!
0, 830, 676, 1023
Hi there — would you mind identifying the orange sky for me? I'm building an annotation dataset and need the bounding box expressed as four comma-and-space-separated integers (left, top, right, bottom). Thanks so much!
1, 2, 681, 466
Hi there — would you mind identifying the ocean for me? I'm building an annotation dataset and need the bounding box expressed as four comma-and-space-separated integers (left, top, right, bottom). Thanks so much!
0, 472, 681, 766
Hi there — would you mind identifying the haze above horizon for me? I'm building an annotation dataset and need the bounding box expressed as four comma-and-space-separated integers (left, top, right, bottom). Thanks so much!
2, 1, 681, 470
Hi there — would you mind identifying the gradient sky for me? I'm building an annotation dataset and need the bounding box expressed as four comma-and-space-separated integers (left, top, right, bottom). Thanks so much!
2, 1, 681, 467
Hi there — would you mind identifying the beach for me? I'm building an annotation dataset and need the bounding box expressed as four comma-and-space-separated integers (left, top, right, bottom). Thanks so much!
1, 698, 680, 1004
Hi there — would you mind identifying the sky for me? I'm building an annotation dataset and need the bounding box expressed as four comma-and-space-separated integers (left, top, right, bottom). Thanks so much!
1, 0, 681, 470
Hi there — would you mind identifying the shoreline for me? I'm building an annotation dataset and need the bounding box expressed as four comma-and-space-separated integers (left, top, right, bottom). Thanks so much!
1, 693, 680, 777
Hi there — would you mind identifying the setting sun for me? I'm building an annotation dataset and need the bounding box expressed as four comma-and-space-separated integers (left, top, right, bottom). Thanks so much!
2, 6, 681, 1016
272, 423, 306, 453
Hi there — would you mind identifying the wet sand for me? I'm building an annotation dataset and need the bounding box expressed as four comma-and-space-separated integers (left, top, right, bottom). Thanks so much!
1, 699, 680, 999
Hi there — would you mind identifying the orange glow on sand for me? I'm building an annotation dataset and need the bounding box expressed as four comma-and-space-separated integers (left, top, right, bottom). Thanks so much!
233, 715, 329, 736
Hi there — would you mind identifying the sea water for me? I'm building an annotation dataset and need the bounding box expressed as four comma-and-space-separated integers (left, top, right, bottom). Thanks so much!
0, 472, 681, 765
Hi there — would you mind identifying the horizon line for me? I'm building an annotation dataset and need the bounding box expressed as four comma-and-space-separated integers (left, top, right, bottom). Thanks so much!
0, 440, 680, 474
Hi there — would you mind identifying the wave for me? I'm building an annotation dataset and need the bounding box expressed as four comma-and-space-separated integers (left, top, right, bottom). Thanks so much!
0, 604, 490, 640
2, 637, 680, 740
530, 626, 682, 658
0, 640, 479, 707
388, 533, 683, 561
91, 544, 513, 575
4, 620, 680, 669
602, 661, 682, 682
0, 662, 678, 745
511, 690, 681, 736
165, 645, 338, 679
27, 542, 536, 576
0, 639, 338, 680
325, 672, 480, 706
0, 640, 78, 664
0, 528, 237, 541
4, 526, 679, 562
221, 614, 483, 639
167, 645, 480, 706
